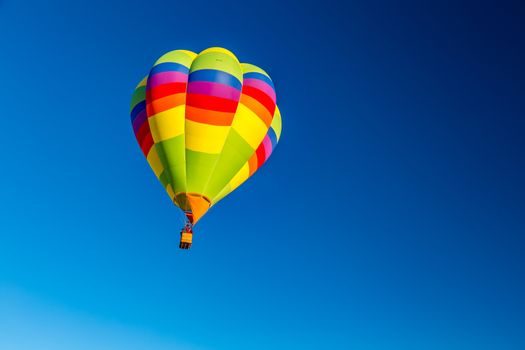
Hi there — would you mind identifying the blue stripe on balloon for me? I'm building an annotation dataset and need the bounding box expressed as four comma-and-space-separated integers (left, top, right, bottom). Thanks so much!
132, 108, 147, 133
267, 127, 278, 149
130, 101, 146, 122
243, 72, 274, 90
188, 69, 242, 90
149, 62, 190, 75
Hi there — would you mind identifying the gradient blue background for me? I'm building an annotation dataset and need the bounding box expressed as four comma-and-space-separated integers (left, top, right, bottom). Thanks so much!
1, 1, 524, 349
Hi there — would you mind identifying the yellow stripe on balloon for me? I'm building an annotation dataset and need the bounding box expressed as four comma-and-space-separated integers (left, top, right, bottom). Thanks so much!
136, 76, 147, 88
154, 50, 197, 67
185, 119, 231, 154
199, 47, 239, 62
229, 162, 250, 191
213, 185, 230, 204
232, 103, 268, 149
146, 148, 164, 178
241, 63, 271, 78
148, 105, 185, 142
166, 183, 176, 200
212, 161, 250, 203
271, 106, 282, 140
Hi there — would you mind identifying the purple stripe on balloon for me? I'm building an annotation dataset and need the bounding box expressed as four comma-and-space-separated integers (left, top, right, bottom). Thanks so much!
262, 135, 273, 161
186, 81, 241, 101
147, 72, 188, 89
132, 109, 147, 133
243, 78, 276, 103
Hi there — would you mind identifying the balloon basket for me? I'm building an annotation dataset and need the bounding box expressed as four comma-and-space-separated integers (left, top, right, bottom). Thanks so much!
179, 231, 193, 249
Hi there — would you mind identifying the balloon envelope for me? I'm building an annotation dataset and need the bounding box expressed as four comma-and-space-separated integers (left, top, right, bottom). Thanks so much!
130, 47, 282, 224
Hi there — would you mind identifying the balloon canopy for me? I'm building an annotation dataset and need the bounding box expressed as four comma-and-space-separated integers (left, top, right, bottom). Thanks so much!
130, 47, 282, 230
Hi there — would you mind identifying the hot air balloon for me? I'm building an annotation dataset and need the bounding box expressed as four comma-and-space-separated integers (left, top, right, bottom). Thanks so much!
129, 47, 282, 249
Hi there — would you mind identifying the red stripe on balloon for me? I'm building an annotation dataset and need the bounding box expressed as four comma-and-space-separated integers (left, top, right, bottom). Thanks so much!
146, 82, 187, 102
242, 85, 276, 116
256, 144, 266, 170
136, 120, 150, 145
140, 133, 154, 156
186, 93, 239, 113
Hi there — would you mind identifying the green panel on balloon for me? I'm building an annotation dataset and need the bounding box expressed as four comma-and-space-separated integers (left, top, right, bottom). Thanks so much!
155, 135, 186, 194
204, 130, 255, 199
185, 150, 217, 194
130, 86, 146, 111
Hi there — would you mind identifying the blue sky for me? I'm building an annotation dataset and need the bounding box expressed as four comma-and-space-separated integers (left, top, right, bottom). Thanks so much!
1, 0, 524, 349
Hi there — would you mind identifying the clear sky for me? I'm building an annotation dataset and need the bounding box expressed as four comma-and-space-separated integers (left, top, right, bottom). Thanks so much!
1, 1, 524, 349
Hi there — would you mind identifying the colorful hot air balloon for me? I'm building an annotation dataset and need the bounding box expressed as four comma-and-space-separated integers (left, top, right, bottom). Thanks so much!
130, 48, 282, 249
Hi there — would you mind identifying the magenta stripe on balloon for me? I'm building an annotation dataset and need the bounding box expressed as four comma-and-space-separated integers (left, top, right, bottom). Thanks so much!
243, 78, 276, 103
147, 72, 188, 89
132, 109, 147, 133
186, 81, 241, 101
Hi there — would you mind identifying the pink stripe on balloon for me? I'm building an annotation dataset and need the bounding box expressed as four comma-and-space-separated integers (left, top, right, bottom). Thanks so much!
187, 81, 241, 101
243, 78, 276, 103
147, 72, 188, 89
262, 135, 273, 161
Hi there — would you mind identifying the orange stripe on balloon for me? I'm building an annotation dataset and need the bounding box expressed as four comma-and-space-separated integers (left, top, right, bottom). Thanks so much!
185, 105, 235, 126
242, 85, 276, 116
248, 153, 258, 176
147, 94, 186, 116
240, 94, 273, 127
